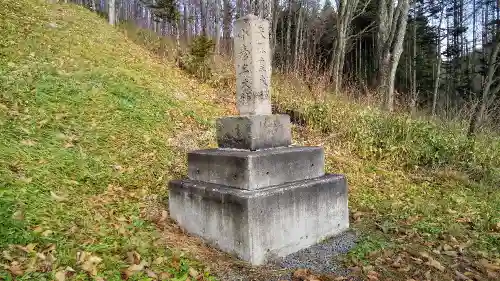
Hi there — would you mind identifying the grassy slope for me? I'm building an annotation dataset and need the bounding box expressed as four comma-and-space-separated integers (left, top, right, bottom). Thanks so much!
0, 1, 224, 280
1, 1, 499, 281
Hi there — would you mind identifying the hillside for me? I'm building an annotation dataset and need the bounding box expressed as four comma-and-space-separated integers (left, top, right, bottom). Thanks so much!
1, 1, 499, 280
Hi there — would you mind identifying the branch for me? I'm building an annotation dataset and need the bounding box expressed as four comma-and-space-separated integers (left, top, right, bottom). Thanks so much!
387, 0, 404, 47
348, 21, 376, 40
352, 0, 372, 22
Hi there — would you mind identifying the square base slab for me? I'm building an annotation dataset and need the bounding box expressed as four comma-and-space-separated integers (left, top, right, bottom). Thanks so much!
168, 174, 349, 265
216, 115, 292, 150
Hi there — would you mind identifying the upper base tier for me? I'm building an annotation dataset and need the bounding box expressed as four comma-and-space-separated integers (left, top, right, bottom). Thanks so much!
188, 146, 325, 190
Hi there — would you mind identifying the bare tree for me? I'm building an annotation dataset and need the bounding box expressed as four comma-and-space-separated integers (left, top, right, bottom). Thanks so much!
432, 5, 445, 116
376, 0, 410, 111
286, 0, 294, 71
468, 33, 500, 137
109, 0, 116, 25
184, 0, 190, 42
214, 0, 221, 54
200, 0, 207, 35
331, 0, 362, 93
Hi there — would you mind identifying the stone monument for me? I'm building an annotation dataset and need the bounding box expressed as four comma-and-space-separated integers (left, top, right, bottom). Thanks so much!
168, 14, 349, 266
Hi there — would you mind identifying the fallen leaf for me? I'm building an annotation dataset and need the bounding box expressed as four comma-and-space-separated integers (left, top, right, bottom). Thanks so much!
488, 270, 499, 279
63, 142, 74, 148
36, 253, 46, 260
127, 261, 147, 272
145, 268, 158, 279
55, 270, 66, 281
112, 164, 123, 171
81, 254, 102, 276
293, 268, 311, 279
19, 176, 32, 183
479, 259, 500, 271
65, 266, 75, 272
426, 258, 445, 271
419, 251, 430, 259
455, 270, 471, 281
50, 191, 67, 202
159, 272, 173, 280
33, 226, 43, 233
42, 230, 53, 237
21, 139, 36, 146
159, 210, 168, 222
2, 251, 13, 261
424, 270, 431, 280
9, 261, 23, 276
123, 261, 148, 279
188, 267, 198, 278
443, 244, 453, 251
456, 217, 471, 223
443, 250, 458, 257
126, 251, 141, 265
12, 210, 24, 220
352, 211, 363, 221
367, 270, 379, 280
398, 264, 412, 272
153, 256, 165, 265
391, 256, 402, 268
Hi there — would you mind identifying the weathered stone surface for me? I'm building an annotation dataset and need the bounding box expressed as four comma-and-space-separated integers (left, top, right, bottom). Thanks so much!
216, 114, 291, 150
168, 174, 350, 266
234, 14, 272, 115
187, 147, 324, 190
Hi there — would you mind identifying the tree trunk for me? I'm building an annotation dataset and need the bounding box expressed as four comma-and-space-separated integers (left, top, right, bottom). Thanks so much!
200, 0, 207, 36
293, 5, 302, 72
236, 0, 243, 18
331, 0, 360, 94
214, 0, 221, 55
468, 35, 500, 137
286, 0, 293, 72
184, 1, 190, 43
109, 0, 116, 25
432, 6, 444, 116
410, 4, 417, 115
271, 0, 280, 58
222, 0, 233, 55
376, 0, 410, 112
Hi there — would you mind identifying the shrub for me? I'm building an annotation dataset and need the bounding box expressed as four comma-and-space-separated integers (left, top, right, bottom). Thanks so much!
179, 36, 215, 80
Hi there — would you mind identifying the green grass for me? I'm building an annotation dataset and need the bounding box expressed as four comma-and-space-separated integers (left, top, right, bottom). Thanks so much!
272, 77, 500, 280
0, 0, 221, 279
1, 1, 500, 280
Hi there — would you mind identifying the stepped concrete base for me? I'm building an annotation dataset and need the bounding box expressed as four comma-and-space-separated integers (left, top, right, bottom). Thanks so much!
187, 147, 325, 190
168, 174, 349, 265
216, 115, 292, 150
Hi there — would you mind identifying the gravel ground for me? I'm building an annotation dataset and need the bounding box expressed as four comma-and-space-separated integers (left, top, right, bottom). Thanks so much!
214, 231, 358, 281
269, 231, 358, 280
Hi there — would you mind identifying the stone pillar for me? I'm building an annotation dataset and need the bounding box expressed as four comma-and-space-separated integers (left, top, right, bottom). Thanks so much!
167, 15, 349, 266
234, 14, 272, 115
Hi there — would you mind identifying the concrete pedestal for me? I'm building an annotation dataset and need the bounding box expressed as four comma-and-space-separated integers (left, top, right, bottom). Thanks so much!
187, 147, 324, 190
168, 174, 349, 265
